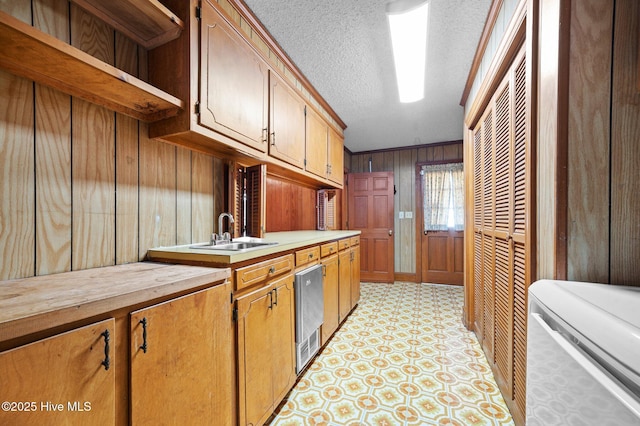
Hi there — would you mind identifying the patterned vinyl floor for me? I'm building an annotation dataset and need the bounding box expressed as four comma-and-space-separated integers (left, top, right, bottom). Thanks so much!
269, 282, 514, 426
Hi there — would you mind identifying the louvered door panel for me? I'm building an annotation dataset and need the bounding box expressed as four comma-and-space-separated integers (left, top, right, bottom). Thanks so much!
513, 57, 527, 238
511, 53, 528, 418
246, 164, 265, 237
468, 44, 530, 426
494, 84, 511, 234
474, 129, 483, 230
513, 242, 527, 417
482, 234, 494, 357
474, 233, 484, 338
473, 127, 484, 339
482, 112, 494, 231
494, 238, 512, 393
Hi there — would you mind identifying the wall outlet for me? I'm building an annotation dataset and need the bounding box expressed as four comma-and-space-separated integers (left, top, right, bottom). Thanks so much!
406, 211, 413, 219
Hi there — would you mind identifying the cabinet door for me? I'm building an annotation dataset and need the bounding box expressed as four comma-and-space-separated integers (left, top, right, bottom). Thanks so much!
130, 284, 233, 426
270, 274, 296, 405
306, 106, 328, 179
269, 70, 305, 168
328, 127, 344, 185
338, 249, 352, 322
321, 254, 340, 345
0, 319, 115, 425
236, 284, 276, 426
350, 245, 361, 308
200, 0, 269, 152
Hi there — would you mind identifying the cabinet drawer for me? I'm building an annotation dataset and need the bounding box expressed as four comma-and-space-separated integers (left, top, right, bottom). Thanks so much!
295, 246, 320, 266
320, 242, 338, 258
338, 238, 350, 251
235, 254, 294, 291
350, 236, 360, 247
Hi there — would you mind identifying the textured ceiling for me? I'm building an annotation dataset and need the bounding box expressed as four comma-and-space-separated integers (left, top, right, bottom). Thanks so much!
243, 0, 492, 153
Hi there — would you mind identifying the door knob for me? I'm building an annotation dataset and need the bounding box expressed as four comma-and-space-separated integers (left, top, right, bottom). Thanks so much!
388, 229, 393, 236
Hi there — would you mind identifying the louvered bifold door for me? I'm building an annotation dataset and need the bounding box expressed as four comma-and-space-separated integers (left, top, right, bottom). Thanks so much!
511, 49, 528, 418
481, 109, 495, 360
473, 127, 484, 342
246, 164, 266, 237
493, 78, 514, 395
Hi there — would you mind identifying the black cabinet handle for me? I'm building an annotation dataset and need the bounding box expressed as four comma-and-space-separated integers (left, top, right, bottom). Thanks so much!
101, 329, 110, 371
273, 288, 278, 306
139, 318, 148, 353
268, 290, 273, 309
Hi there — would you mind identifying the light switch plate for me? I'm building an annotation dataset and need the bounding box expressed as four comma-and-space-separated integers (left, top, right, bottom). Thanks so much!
399, 211, 405, 219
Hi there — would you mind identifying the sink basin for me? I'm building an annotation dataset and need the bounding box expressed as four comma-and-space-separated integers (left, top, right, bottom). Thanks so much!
189, 238, 278, 252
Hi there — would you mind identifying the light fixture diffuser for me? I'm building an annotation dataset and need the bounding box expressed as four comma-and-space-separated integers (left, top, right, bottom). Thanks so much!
386, 0, 429, 103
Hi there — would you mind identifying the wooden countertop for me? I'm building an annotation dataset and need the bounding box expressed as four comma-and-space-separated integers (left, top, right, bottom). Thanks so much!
147, 230, 361, 265
0, 262, 230, 342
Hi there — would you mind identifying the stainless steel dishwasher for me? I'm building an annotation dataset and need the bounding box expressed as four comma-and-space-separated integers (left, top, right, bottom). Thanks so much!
294, 264, 324, 374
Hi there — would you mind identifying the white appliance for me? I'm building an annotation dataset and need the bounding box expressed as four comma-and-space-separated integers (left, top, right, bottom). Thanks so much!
527, 280, 640, 425
294, 264, 324, 374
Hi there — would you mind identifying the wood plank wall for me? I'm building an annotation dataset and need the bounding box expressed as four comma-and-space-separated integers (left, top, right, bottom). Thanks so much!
0, 1, 226, 281
349, 142, 463, 277
265, 175, 317, 232
538, 0, 640, 286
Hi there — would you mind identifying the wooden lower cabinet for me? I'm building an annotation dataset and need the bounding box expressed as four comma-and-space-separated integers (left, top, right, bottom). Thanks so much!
236, 273, 296, 426
338, 248, 352, 322
0, 266, 233, 426
130, 285, 233, 426
0, 319, 116, 425
321, 253, 339, 345
350, 240, 361, 308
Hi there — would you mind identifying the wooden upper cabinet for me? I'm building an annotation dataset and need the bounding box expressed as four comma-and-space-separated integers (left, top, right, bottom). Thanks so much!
306, 106, 329, 178
269, 71, 306, 169
148, 0, 344, 188
328, 127, 344, 185
199, 2, 269, 153
0, 319, 115, 425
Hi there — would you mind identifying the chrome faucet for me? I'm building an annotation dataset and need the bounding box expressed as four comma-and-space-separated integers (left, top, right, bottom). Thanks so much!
212, 213, 235, 245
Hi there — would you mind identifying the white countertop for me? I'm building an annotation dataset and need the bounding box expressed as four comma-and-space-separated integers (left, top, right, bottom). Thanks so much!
147, 230, 361, 265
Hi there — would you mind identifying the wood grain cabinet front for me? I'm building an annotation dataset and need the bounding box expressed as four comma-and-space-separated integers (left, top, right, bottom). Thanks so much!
235, 273, 296, 426
321, 253, 339, 345
148, 0, 344, 189
306, 107, 344, 185
0, 264, 233, 426
295, 246, 320, 268
350, 239, 361, 308
130, 284, 233, 426
0, 319, 116, 425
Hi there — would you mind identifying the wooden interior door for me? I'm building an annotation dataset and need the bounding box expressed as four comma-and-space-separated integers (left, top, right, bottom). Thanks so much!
348, 172, 395, 282
130, 284, 233, 426
421, 229, 464, 285
0, 319, 115, 425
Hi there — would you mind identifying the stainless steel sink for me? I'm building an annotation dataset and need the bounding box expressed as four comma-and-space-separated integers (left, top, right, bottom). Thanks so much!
189, 238, 278, 252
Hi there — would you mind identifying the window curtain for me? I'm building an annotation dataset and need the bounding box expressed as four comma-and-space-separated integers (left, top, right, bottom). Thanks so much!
422, 163, 464, 231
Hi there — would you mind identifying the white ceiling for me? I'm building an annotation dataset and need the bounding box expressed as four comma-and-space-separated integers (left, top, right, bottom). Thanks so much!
243, 0, 492, 153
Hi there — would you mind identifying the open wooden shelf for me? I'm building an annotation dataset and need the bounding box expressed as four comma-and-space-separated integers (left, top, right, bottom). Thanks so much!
0, 10, 184, 122
70, 0, 184, 49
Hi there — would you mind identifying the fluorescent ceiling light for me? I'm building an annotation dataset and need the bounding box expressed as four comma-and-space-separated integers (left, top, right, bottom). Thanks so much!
386, 0, 429, 103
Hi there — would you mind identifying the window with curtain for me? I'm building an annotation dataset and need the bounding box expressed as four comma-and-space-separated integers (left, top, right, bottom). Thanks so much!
422, 162, 464, 231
